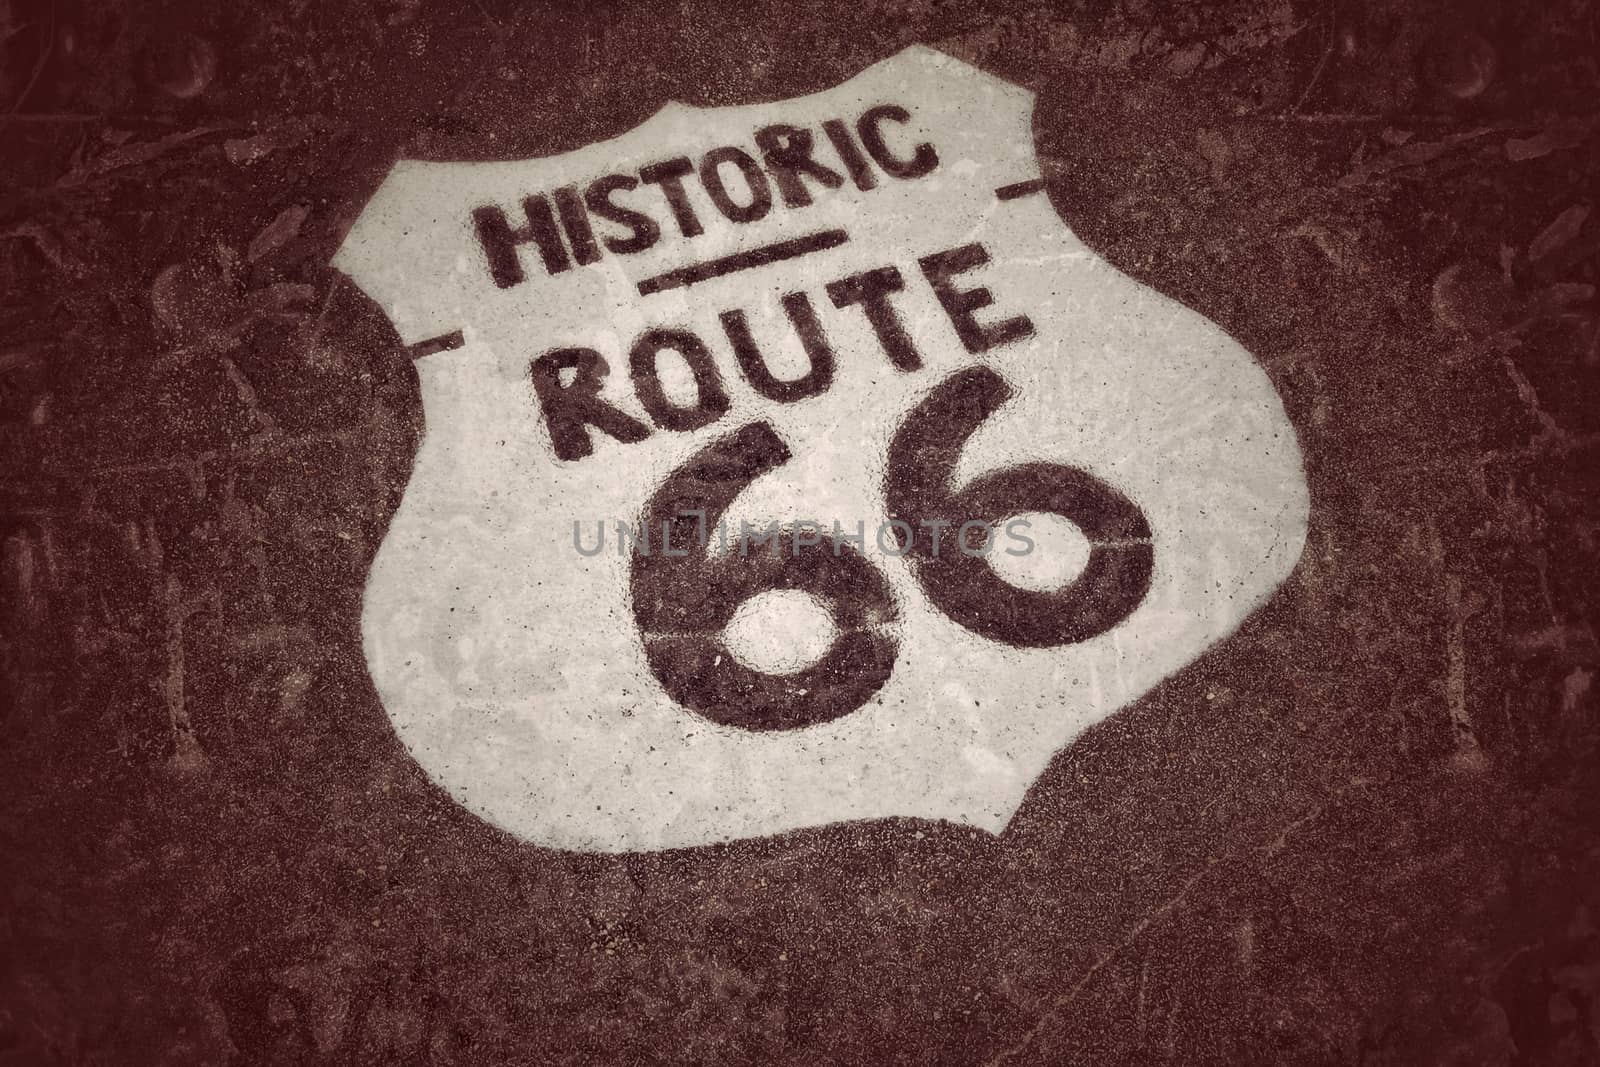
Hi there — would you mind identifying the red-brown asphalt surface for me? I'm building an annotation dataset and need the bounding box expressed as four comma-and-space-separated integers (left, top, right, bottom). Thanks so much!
2, 1, 1598, 1063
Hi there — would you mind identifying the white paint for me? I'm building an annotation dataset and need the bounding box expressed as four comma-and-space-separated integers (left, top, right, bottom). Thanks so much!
334, 45, 1309, 853
723, 590, 838, 676
986, 513, 1093, 593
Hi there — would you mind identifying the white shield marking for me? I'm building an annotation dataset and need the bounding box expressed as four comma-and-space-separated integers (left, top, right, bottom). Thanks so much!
334, 45, 1309, 853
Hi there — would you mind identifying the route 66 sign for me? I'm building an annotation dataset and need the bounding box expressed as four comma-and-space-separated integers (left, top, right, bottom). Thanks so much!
333, 45, 1308, 853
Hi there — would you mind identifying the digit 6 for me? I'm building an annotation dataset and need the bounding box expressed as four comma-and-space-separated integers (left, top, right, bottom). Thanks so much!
630, 422, 899, 731
885, 366, 1154, 648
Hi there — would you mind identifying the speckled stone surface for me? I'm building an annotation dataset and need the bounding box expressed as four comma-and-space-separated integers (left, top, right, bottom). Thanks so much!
2, 1, 1597, 1064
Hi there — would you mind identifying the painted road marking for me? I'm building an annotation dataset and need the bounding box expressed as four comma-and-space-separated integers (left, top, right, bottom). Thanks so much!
332, 45, 1309, 853
405, 329, 465, 360
994, 178, 1047, 200
636, 227, 851, 295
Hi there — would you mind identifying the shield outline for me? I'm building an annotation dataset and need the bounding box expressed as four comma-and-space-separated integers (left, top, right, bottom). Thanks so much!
333, 44, 1311, 854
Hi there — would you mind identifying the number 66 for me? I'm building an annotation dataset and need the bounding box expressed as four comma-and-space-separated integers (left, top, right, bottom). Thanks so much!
629, 365, 1154, 730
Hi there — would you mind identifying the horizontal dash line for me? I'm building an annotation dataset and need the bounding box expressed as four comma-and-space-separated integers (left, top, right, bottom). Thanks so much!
995, 178, 1047, 201
406, 329, 465, 359
637, 229, 849, 296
